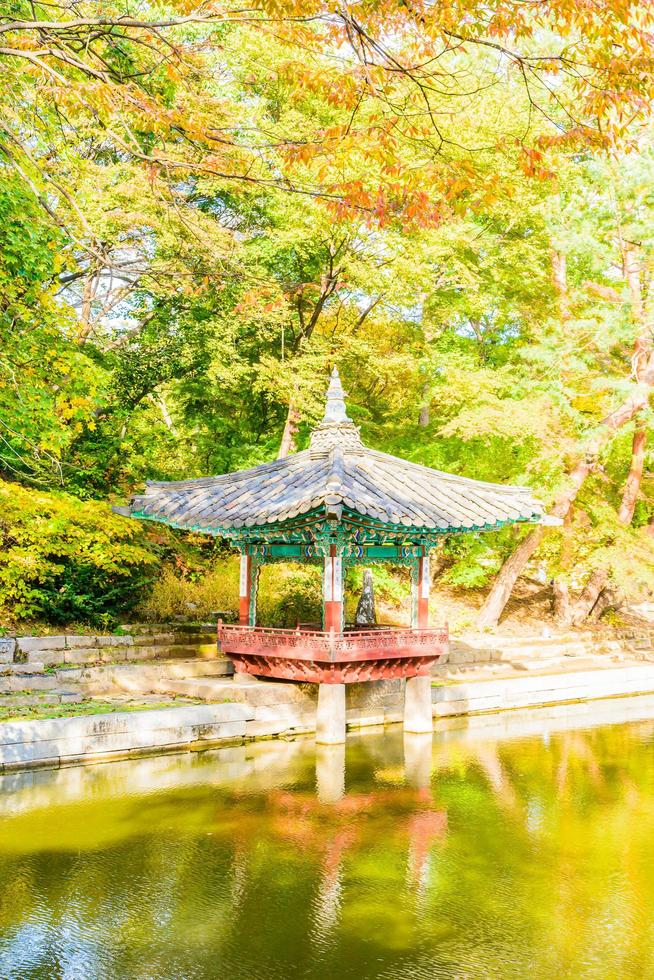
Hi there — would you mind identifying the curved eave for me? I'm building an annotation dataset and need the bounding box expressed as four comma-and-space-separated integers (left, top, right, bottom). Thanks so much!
116, 503, 544, 538
113, 444, 546, 535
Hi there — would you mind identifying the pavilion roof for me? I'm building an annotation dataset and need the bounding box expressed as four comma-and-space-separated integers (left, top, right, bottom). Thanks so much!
117, 368, 547, 538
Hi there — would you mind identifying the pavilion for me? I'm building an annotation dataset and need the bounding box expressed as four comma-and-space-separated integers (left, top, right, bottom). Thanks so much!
116, 368, 547, 742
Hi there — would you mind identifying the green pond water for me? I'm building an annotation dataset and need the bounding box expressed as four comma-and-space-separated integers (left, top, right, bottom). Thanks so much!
2, 699, 654, 980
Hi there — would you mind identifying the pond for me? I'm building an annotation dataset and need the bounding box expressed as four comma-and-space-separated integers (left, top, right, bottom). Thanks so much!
2, 695, 654, 979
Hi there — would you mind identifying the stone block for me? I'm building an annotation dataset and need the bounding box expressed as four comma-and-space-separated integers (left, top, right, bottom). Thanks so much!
132, 635, 157, 647
26, 649, 63, 666
0, 675, 61, 694
63, 647, 103, 665
0, 740, 61, 768
245, 719, 287, 738
64, 635, 99, 649
0, 703, 254, 750
194, 643, 220, 658
97, 635, 133, 648
3, 662, 45, 675
190, 719, 247, 742
346, 710, 386, 728
252, 704, 315, 728
133, 645, 162, 660
0, 638, 16, 664
99, 647, 131, 664
404, 675, 433, 733
151, 633, 176, 646
16, 636, 67, 654
316, 683, 346, 744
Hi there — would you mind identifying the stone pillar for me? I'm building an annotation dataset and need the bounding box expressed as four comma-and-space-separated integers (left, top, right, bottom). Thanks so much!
323, 545, 343, 632
404, 674, 433, 734
417, 552, 430, 628
316, 742, 346, 802
238, 553, 252, 626
316, 683, 346, 744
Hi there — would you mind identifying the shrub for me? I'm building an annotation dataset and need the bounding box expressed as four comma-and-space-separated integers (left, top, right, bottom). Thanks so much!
0, 480, 157, 627
257, 564, 323, 627
136, 560, 240, 622
137, 559, 323, 627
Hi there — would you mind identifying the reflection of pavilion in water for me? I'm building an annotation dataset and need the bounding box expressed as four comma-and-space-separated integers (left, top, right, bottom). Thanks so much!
225, 733, 448, 947
219, 714, 645, 950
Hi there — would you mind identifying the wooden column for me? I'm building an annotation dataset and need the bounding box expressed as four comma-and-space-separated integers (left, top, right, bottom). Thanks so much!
323, 545, 343, 633
239, 553, 252, 626
417, 551, 430, 628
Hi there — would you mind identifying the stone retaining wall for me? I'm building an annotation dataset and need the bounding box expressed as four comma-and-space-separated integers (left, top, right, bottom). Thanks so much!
443, 627, 654, 668
11, 630, 218, 665
4, 662, 654, 771
0, 703, 253, 770
433, 663, 654, 717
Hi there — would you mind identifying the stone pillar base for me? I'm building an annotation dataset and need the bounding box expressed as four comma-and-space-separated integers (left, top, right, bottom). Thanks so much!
404, 675, 433, 734
316, 683, 346, 744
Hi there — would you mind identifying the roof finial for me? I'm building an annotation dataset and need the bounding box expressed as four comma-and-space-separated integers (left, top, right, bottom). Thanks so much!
323, 366, 351, 423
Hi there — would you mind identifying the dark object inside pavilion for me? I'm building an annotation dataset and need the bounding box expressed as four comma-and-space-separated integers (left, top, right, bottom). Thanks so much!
116, 368, 546, 741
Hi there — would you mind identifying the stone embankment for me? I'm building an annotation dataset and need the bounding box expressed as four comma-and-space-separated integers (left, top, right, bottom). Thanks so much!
3, 625, 654, 770
0, 626, 230, 705
0, 703, 251, 770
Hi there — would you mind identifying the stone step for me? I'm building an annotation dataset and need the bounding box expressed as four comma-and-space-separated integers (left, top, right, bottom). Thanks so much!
431, 663, 654, 717
0, 674, 66, 694
463, 632, 589, 647
0, 690, 83, 709
0, 657, 232, 697
77, 658, 233, 696
0, 662, 45, 676
160, 676, 313, 707
24, 641, 218, 667
496, 644, 597, 660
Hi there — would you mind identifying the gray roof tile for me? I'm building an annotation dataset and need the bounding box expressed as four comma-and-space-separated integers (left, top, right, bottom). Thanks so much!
121, 369, 544, 536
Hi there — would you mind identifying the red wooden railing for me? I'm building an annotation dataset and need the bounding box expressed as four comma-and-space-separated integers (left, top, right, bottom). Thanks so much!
217, 621, 448, 662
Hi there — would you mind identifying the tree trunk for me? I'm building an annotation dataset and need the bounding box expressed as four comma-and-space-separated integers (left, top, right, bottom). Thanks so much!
552, 579, 572, 625
418, 382, 430, 427
278, 401, 301, 458
477, 341, 654, 629
570, 568, 609, 625
551, 248, 570, 322
587, 586, 621, 623
477, 456, 593, 629
576, 424, 647, 621
557, 427, 646, 626
618, 425, 647, 524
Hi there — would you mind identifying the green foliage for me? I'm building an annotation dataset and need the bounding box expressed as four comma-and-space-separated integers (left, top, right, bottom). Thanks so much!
257, 565, 323, 628
138, 560, 324, 629
2, 7, 654, 625
0, 480, 156, 627
440, 535, 506, 590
